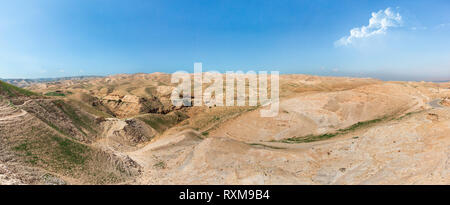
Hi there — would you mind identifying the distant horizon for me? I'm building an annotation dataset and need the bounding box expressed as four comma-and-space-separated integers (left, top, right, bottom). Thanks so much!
1, 72, 449, 83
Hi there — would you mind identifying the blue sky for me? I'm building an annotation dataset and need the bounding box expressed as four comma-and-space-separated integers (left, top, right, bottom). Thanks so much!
0, 0, 449, 81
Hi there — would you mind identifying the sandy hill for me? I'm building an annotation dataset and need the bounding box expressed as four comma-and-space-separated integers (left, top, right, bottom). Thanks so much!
0, 80, 141, 184
1, 75, 449, 184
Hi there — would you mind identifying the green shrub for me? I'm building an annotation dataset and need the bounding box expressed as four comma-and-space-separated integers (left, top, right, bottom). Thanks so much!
45, 92, 66, 97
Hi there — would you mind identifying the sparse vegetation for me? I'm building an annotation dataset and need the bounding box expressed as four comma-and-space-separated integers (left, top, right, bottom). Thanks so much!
0, 80, 37, 97
247, 143, 285, 149
277, 133, 339, 144
51, 135, 88, 166
52, 100, 96, 135
13, 132, 88, 171
188, 106, 258, 134
14, 140, 39, 164
9, 125, 131, 184
277, 116, 388, 144
37, 116, 69, 136
45, 91, 66, 97
396, 111, 422, 120
138, 111, 188, 133
153, 161, 166, 169
67, 99, 113, 118
337, 117, 387, 132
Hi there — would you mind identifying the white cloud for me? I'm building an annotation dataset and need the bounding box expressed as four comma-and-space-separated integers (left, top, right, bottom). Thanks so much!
335, 7, 402, 47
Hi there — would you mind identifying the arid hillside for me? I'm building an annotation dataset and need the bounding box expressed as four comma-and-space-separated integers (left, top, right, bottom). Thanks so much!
1, 74, 449, 184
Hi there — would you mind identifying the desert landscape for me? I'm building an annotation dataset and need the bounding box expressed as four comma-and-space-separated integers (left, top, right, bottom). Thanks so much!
1, 74, 449, 185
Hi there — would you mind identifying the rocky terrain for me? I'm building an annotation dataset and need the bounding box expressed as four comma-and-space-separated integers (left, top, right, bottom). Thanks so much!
1, 74, 449, 184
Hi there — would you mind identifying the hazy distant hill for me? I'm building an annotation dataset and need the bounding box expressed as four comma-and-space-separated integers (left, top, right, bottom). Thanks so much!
0, 76, 102, 88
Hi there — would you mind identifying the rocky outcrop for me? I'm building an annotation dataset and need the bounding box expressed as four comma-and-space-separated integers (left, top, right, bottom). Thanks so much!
99, 94, 174, 118
98, 118, 156, 150
442, 97, 450, 107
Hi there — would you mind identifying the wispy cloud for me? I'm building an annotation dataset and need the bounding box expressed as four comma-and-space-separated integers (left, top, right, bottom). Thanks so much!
411, 26, 427, 31
436, 23, 450, 29
335, 7, 402, 47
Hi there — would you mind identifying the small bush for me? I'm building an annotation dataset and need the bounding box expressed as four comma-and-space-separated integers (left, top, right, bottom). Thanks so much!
153, 161, 166, 169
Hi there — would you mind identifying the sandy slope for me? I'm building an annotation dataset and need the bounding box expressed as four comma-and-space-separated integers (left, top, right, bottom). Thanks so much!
128, 101, 449, 184
210, 83, 429, 142
4, 74, 450, 184
119, 80, 450, 184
